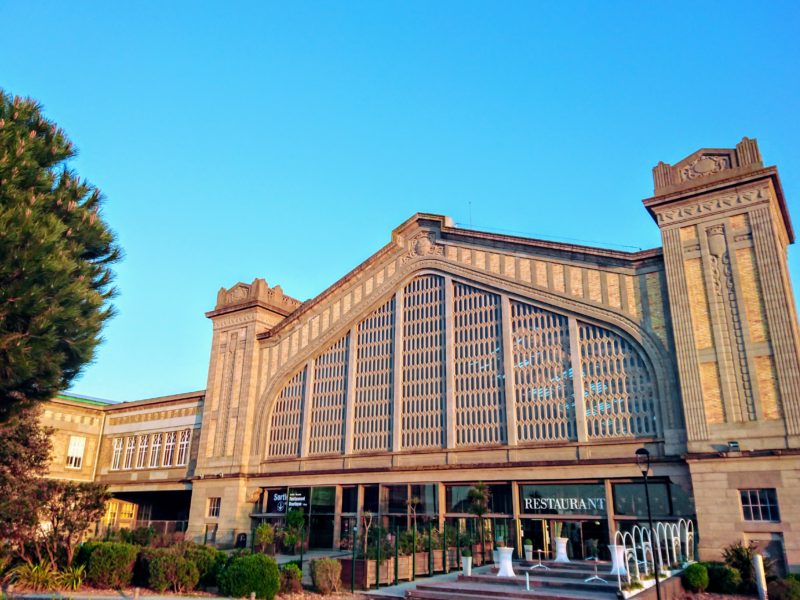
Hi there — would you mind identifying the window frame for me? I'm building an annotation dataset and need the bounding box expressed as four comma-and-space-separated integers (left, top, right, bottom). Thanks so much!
149, 432, 163, 468
135, 434, 149, 469
163, 431, 177, 466
123, 436, 136, 470
740, 488, 780, 523
111, 438, 124, 470
66, 435, 86, 470
176, 429, 191, 466
208, 497, 221, 518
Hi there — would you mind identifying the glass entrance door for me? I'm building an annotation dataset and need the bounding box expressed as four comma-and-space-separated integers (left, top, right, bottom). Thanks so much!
546, 519, 609, 560
520, 519, 549, 558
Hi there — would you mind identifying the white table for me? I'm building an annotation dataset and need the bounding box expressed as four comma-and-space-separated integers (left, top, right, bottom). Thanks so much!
608, 544, 628, 576
496, 547, 516, 577
554, 537, 570, 563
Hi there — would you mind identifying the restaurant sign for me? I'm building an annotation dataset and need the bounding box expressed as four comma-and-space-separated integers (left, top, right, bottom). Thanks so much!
520, 484, 607, 516
266, 487, 309, 513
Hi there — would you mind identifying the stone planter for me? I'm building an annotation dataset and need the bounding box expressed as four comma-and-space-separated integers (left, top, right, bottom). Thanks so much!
524, 545, 533, 561
461, 556, 472, 576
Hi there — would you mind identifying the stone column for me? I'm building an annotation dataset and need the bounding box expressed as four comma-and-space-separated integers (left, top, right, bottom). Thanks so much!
299, 360, 314, 457
392, 288, 404, 452
501, 295, 519, 446
568, 317, 589, 443
344, 326, 359, 455
444, 276, 457, 449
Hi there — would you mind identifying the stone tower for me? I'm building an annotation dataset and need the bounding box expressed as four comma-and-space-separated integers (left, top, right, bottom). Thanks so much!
644, 137, 800, 453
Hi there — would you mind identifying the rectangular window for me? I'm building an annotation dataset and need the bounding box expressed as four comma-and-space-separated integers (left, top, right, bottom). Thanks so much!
176, 429, 191, 466
112, 438, 124, 470
149, 433, 163, 468
120, 503, 135, 520
740, 489, 780, 522
105, 502, 118, 526
66, 435, 86, 469
208, 497, 221, 518
163, 431, 177, 466
123, 436, 136, 469
135, 434, 149, 469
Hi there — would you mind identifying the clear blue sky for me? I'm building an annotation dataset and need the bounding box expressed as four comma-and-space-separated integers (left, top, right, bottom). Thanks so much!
2, 1, 799, 402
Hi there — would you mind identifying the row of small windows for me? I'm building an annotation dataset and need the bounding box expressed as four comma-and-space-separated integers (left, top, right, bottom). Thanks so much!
111, 429, 192, 470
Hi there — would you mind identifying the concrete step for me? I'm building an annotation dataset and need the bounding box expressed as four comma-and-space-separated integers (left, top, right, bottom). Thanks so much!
462, 573, 617, 593
490, 564, 617, 580
406, 579, 618, 600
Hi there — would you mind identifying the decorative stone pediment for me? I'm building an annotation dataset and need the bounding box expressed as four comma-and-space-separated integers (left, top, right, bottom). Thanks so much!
652, 137, 763, 195
215, 278, 303, 312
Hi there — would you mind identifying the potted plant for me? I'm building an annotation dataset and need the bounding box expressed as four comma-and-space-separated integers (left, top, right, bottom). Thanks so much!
493, 539, 504, 564
461, 547, 473, 576
523, 538, 533, 561
467, 483, 491, 564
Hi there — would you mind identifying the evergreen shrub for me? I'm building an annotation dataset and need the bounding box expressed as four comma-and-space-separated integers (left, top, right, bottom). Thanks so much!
86, 542, 138, 589
218, 553, 279, 600
683, 562, 709, 592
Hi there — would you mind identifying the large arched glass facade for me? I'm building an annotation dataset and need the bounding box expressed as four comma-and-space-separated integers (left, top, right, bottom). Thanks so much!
267, 274, 659, 457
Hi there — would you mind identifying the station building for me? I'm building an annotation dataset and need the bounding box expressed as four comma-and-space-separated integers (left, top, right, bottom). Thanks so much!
43, 138, 800, 572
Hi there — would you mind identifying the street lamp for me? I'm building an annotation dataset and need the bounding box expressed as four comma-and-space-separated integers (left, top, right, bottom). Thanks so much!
636, 447, 661, 600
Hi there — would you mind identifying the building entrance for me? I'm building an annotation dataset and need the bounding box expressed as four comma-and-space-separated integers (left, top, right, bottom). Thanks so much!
520, 518, 609, 560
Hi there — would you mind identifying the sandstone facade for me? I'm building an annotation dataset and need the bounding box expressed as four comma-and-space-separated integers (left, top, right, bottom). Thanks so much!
42, 138, 800, 571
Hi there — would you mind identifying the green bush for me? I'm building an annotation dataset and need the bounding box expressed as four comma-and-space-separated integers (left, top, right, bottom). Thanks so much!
181, 542, 222, 586
256, 523, 275, 552
310, 558, 341, 595
75, 541, 102, 567
9, 561, 58, 591
683, 563, 709, 592
280, 563, 303, 594
120, 526, 155, 547
705, 562, 743, 594
768, 578, 800, 600
149, 551, 199, 593
134, 546, 160, 587
218, 553, 280, 599
723, 540, 774, 592
86, 542, 138, 589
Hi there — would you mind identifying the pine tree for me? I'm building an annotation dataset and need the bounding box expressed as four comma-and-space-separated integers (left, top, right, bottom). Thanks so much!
0, 90, 120, 419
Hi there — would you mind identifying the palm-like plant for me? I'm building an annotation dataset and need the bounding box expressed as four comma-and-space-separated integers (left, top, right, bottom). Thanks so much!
467, 483, 491, 562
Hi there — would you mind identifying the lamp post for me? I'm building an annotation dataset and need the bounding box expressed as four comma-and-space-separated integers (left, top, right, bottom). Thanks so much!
636, 447, 661, 600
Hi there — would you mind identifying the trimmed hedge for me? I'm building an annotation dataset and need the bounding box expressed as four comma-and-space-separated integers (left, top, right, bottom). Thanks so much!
218, 553, 280, 600
683, 563, 709, 593
149, 551, 199, 593
86, 542, 138, 589
704, 562, 742, 594
181, 542, 223, 586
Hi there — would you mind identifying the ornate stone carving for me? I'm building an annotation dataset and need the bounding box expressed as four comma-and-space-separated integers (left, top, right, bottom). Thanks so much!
705, 224, 756, 421
655, 185, 768, 225
680, 155, 731, 181
402, 232, 444, 262
651, 138, 763, 194
215, 278, 303, 312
